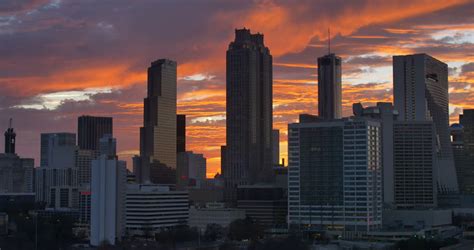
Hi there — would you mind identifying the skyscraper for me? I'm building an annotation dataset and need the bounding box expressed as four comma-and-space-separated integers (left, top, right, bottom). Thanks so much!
78, 116, 113, 151
393, 121, 437, 208
140, 59, 177, 170
288, 116, 382, 234
177, 114, 186, 153
318, 53, 342, 119
224, 28, 273, 198
353, 102, 398, 206
272, 129, 280, 165
393, 54, 458, 193
4, 118, 15, 154
455, 110, 474, 194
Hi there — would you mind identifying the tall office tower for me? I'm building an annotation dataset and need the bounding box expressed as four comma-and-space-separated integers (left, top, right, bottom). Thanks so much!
177, 151, 207, 189
272, 129, 280, 165
353, 102, 398, 206
78, 116, 113, 151
139, 59, 177, 177
288, 117, 382, 236
224, 28, 273, 199
393, 121, 437, 208
318, 54, 342, 119
90, 154, 126, 246
4, 118, 15, 154
40, 133, 77, 168
393, 54, 458, 192
177, 114, 186, 153
457, 110, 474, 194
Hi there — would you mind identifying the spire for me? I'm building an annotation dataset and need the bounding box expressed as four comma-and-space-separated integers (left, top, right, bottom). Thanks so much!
9, 118, 12, 129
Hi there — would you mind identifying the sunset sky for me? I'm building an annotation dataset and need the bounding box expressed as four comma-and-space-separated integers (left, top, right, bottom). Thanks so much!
1, 0, 474, 177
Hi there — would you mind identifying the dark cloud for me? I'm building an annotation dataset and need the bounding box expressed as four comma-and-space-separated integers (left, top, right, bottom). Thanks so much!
461, 62, 474, 75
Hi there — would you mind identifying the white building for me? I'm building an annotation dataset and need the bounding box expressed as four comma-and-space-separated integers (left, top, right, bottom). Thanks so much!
125, 184, 189, 235
189, 202, 245, 231
90, 154, 126, 246
288, 116, 382, 237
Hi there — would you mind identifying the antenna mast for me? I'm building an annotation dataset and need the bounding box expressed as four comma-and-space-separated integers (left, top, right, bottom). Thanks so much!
9, 118, 12, 129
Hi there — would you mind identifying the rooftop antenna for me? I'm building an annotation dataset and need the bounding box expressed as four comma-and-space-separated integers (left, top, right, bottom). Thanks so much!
8, 118, 12, 129
328, 27, 331, 55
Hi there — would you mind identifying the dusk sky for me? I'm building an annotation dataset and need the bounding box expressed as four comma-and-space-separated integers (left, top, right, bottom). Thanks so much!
1, 0, 474, 177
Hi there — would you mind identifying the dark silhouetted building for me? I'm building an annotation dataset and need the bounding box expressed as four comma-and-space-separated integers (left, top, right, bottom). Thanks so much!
78, 116, 113, 151
393, 54, 458, 193
224, 28, 273, 200
4, 118, 15, 154
177, 114, 186, 153
453, 110, 474, 194
137, 59, 177, 184
318, 54, 342, 119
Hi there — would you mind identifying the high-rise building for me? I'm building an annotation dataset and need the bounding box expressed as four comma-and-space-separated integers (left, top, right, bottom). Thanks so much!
99, 134, 116, 158
90, 154, 126, 246
78, 116, 113, 151
353, 102, 398, 206
224, 28, 273, 199
40, 133, 77, 168
288, 116, 382, 236
272, 129, 280, 165
455, 110, 474, 194
393, 121, 437, 208
393, 54, 458, 192
137, 59, 177, 183
318, 54, 342, 119
177, 114, 186, 153
177, 151, 206, 189
4, 118, 15, 154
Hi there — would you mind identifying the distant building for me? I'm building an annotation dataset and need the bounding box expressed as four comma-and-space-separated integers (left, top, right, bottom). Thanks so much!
393, 121, 437, 208
40, 133, 76, 168
237, 185, 287, 229
393, 54, 458, 193
75, 149, 95, 186
189, 202, 245, 231
353, 102, 398, 206
99, 134, 116, 158
177, 151, 206, 189
288, 117, 382, 236
272, 129, 280, 165
451, 110, 474, 195
224, 28, 274, 201
90, 154, 126, 246
34, 167, 78, 206
79, 189, 91, 224
78, 115, 113, 151
125, 184, 189, 235
318, 53, 342, 119
139, 59, 177, 176
49, 186, 79, 209
177, 114, 186, 153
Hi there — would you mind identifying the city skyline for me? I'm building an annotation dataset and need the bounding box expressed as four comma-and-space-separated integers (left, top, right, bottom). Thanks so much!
2, 1, 474, 177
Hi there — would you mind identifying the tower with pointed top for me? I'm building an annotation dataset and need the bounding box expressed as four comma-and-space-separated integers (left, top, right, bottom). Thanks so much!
317, 31, 342, 119
4, 118, 16, 154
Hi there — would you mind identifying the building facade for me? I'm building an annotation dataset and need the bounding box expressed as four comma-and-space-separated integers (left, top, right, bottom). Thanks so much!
40, 133, 76, 167
224, 28, 273, 200
177, 114, 186, 153
34, 167, 78, 205
189, 202, 246, 231
393, 121, 437, 208
0, 154, 34, 193
78, 116, 113, 151
353, 102, 398, 206
318, 53, 342, 119
288, 117, 382, 235
125, 184, 189, 235
393, 54, 458, 193
177, 151, 207, 189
